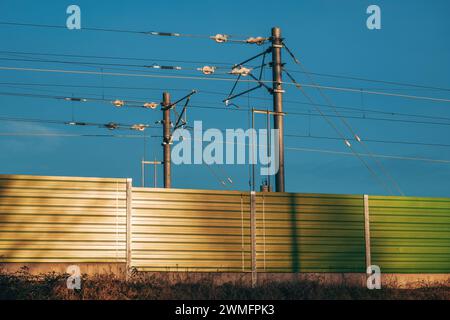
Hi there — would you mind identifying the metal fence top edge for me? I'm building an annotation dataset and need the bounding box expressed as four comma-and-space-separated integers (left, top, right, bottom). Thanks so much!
132, 186, 247, 196
0, 174, 129, 184
1, 174, 448, 201
368, 195, 450, 202
132, 188, 450, 201
133, 186, 366, 199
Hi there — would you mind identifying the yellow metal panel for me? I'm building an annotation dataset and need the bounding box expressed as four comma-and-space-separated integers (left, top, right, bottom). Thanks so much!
132, 234, 250, 244
0, 205, 126, 216
131, 260, 249, 269
0, 215, 126, 225
131, 188, 251, 272
0, 197, 126, 207
0, 174, 127, 263
0, 233, 124, 241
0, 174, 126, 183
128, 189, 367, 272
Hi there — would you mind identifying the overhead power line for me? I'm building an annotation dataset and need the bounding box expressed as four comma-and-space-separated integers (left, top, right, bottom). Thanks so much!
2, 131, 448, 170
181, 136, 450, 166
0, 81, 218, 95
0, 132, 160, 139
286, 134, 450, 148
283, 110, 450, 127
285, 70, 396, 195
0, 56, 185, 70
1, 88, 450, 127
0, 91, 160, 108
190, 103, 450, 126
2, 50, 450, 93
0, 116, 155, 131
300, 83, 450, 104
2, 24, 448, 193
1, 112, 447, 149
0, 50, 233, 66
0, 21, 267, 44
1, 130, 448, 165
285, 55, 405, 195
284, 44, 406, 195
286, 146, 450, 164
2, 65, 450, 104
284, 68, 450, 93
2, 81, 450, 123
0, 56, 234, 75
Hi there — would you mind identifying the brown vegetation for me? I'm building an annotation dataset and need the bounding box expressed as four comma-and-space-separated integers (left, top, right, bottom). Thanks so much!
0, 267, 449, 300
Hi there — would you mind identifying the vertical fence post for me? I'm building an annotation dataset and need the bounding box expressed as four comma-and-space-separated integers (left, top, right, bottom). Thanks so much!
250, 191, 257, 287
126, 179, 133, 280
240, 195, 245, 272
364, 194, 372, 269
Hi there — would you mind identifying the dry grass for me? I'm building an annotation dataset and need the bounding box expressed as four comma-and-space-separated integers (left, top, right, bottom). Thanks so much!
0, 267, 449, 300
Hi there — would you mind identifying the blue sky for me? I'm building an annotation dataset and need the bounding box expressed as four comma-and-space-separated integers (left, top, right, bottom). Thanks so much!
0, 0, 449, 196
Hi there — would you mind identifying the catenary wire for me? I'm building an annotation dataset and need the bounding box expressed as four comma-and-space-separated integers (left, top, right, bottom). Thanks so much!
2, 50, 450, 93
2, 80, 450, 122
2, 65, 450, 104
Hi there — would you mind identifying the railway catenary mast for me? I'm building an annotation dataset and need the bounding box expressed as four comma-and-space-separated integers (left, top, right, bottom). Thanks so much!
271, 27, 285, 192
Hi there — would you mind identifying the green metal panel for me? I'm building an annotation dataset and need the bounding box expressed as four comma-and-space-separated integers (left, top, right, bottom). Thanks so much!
0, 174, 127, 263
131, 188, 251, 272
369, 196, 450, 273
255, 193, 366, 272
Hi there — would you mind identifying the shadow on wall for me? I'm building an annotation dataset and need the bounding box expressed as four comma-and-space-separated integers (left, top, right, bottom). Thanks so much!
0, 175, 127, 265
283, 193, 366, 273
289, 194, 300, 272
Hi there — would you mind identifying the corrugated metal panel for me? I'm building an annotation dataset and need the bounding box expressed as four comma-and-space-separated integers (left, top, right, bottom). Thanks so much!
255, 193, 366, 272
1, 174, 449, 274
131, 188, 251, 272
369, 196, 450, 273
0, 174, 127, 263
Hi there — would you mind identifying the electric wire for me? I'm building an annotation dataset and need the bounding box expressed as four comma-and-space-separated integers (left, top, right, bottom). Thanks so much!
285, 134, 450, 148
0, 132, 161, 138
180, 137, 450, 165
1, 27, 448, 190
0, 50, 233, 66
0, 115, 157, 131
2, 87, 450, 127
2, 112, 446, 150
2, 131, 447, 166
285, 66, 405, 195
283, 69, 395, 195
2, 81, 450, 122
286, 147, 450, 164
0, 21, 261, 43
284, 68, 450, 93
2, 65, 450, 104
283, 45, 408, 195
2, 49, 449, 92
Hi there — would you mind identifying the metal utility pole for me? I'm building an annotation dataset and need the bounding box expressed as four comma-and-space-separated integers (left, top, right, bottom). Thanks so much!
271, 27, 285, 192
162, 92, 171, 188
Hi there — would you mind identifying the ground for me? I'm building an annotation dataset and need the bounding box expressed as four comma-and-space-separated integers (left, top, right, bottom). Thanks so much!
0, 268, 449, 300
